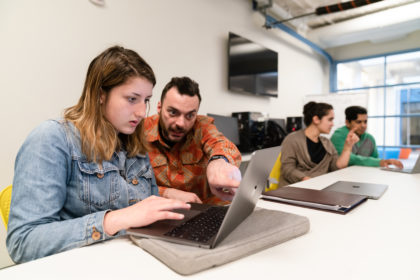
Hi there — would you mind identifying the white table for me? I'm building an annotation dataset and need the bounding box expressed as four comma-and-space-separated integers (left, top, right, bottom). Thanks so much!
1, 166, 420, 279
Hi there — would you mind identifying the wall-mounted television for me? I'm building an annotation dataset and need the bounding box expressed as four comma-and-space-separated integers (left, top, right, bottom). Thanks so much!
228, 32, 278, 97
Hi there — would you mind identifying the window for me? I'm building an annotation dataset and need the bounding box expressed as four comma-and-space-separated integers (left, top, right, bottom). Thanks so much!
335, 49, 420, 158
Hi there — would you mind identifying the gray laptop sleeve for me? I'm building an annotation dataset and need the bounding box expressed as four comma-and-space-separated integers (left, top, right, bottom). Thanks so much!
129, 208, 310, 275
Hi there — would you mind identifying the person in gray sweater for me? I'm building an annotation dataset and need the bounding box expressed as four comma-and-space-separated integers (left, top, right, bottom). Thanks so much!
278, 102, 359, 187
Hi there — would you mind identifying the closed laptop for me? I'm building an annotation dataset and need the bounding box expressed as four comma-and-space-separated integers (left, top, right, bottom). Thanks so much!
323, 181, 388, 200
262, 186, 367, 214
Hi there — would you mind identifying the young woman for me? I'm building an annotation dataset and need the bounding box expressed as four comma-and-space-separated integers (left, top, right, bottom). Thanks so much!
278, 101, 359, 187
6, 46, 190, 263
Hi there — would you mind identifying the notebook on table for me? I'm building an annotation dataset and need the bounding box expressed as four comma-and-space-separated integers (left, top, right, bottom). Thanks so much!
127, 145, 281, 249
322, 181, 388, 200
261, 186, 367, 214
380, 154, 420, 174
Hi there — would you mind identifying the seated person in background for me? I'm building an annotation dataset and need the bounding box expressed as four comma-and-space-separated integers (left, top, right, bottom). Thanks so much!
144, 76, 242, 205
7, 46, 190, 263
331, 106, 403, 168
278, 102, 359, 187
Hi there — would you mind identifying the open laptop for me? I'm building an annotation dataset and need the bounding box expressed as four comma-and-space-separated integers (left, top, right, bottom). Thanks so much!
127, 145, 281, 249
323, 181, 388, 200
381, 154, 420, 174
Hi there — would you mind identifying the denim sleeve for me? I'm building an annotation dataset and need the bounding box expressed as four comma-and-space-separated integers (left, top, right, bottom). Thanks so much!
7, 121, 113, 263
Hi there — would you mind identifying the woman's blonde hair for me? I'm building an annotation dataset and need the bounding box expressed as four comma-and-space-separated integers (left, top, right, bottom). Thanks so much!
64, 46, 156, 163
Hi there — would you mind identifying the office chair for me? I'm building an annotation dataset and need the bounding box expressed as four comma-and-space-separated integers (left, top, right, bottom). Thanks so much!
266, 152, 281, 192
0, 185, 12, 230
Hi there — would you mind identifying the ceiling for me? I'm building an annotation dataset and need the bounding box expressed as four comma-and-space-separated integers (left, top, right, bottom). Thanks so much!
258, 0, 420, 49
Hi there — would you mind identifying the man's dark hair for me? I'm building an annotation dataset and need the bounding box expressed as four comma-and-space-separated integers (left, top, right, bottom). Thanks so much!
345, 106, 367, 122
161, 76, 201, 103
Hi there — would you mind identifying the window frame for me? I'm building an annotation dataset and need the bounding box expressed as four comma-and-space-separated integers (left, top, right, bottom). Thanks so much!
332, 48, 420, 154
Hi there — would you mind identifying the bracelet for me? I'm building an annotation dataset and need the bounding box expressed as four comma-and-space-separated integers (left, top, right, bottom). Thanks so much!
209, 155, 229, 163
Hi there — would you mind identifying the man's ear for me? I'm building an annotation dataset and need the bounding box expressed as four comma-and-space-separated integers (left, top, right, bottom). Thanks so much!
157, 101, 162, 114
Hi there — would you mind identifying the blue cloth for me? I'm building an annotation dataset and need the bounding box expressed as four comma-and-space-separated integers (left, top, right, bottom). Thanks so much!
7, 119, 158, 263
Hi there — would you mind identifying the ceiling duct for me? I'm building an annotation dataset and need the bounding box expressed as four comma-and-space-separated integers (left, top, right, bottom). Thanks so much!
254, 0, 420, 48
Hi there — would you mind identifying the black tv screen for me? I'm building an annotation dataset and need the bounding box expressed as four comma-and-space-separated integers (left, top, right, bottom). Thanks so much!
228, 32, 278, 97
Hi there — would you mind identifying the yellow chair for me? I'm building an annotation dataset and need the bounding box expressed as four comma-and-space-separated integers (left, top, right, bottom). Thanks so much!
266, 152, 282, 192
0, 185, 12, 230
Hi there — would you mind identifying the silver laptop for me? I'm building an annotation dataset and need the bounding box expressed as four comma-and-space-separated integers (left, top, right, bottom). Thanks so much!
323, 181, 388, 200
381, 154, 420, 174
127, 145, 281, 249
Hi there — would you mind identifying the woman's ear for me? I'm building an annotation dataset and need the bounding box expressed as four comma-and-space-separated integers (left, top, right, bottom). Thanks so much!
100, 93, 105, 105
312, 115, 320, 125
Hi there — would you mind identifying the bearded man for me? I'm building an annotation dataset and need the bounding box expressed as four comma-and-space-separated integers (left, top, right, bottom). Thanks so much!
144, 77, 242, 205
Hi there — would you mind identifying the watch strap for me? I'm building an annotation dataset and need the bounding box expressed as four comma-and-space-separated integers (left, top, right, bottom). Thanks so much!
209, 155, 229, 163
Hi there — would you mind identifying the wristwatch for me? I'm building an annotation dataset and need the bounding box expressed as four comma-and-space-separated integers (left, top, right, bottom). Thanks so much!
208, 155, 229, 163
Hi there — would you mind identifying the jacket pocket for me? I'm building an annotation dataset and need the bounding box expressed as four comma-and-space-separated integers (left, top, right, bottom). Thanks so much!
126, 159, 155, 200
77, 161, 121, 208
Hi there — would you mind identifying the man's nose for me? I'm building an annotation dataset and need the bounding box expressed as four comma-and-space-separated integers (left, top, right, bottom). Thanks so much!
175, 116, 186, 128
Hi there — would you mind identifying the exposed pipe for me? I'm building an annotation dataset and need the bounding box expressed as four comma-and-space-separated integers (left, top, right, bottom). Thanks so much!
264, 15, 333, 64
253, 1, 336, 91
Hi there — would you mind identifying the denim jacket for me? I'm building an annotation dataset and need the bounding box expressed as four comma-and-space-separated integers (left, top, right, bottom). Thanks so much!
7, 119, 158, 263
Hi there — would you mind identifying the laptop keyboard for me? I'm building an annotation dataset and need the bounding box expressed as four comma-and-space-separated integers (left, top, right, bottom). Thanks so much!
164, 206, 228, 243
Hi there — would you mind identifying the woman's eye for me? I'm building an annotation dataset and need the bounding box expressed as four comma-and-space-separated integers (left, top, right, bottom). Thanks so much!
128, 97, 137, 103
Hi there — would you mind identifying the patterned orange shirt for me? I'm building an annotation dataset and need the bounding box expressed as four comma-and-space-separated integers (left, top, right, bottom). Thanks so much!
144, 115, 241, 205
